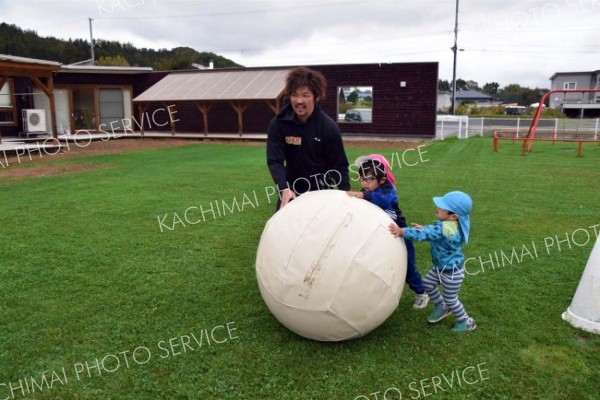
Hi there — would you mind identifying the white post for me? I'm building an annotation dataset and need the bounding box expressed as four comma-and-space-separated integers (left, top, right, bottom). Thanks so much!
516, 118, 520, 137
562, 236, 600, 334
440, 119, 444, 140
554, 118, 558, 137
595, 118, 598, 140
465, 117, 469, 138
480, 117, 484, 137
458, 118, 462, 139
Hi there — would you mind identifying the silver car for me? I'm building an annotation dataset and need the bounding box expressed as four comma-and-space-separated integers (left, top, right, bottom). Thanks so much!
344, 108, 372, 123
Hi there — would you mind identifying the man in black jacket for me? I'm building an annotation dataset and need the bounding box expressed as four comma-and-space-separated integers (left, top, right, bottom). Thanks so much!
267, 67, 350, 209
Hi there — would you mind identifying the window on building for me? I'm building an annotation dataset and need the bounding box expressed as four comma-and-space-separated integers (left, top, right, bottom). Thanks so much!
0, 79, 17, 125
33, 85, 133, 134
563, 82, 576, 90
337, 86, 373, 123
99, 88, 125, 130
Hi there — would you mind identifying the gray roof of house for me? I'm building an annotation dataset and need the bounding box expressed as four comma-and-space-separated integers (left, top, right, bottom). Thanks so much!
0, 53, 61, 67
549, 70, 600, 80
455, 89, 492, 100
133, 68, 291, 102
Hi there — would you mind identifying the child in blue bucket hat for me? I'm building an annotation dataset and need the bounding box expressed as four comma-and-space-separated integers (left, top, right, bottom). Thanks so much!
389, 191, 476, 332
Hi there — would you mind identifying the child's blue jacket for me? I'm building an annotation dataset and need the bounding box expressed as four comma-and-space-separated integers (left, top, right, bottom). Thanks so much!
361, 181, 407, 227
403, 221, 465, 272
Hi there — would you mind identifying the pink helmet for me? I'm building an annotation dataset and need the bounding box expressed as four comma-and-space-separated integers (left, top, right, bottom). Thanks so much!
354, 153, 396, 186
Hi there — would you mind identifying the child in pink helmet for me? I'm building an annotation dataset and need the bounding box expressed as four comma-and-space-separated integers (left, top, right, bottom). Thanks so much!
347, 154, 429, 310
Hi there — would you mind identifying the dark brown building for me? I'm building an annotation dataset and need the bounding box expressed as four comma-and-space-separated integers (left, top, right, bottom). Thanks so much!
1, 54, 437, 139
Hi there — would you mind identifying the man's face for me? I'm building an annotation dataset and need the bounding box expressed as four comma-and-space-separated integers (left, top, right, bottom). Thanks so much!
290, 86, 316, 123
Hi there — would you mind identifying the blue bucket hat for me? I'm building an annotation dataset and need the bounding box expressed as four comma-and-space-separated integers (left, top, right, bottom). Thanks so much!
433, 191, 472, 244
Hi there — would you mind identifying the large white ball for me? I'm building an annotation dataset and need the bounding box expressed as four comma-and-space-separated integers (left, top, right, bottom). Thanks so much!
256, 190, 407, 341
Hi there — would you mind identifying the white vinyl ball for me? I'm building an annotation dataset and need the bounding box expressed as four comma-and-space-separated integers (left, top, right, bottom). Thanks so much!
256, 190, 407, 341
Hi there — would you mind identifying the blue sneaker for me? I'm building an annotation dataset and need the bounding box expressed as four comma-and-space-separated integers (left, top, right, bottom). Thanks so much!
427, 306, 451, 323
452, 317, 477, 332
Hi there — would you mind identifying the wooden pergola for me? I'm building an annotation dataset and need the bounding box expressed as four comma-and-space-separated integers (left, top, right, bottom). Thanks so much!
133, 68, 290, 136
0, 55, 62, 139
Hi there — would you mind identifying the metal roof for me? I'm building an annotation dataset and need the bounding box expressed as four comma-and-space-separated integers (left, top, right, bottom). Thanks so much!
60, 64, 153, 74
0, 53, 61, 67
455, 89, 492, 100
133, 68, 291, 102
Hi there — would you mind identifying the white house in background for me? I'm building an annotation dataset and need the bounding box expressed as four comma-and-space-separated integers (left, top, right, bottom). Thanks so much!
437, 89, 500, 113
549, 70, 600, 117
437, 91, 452, 112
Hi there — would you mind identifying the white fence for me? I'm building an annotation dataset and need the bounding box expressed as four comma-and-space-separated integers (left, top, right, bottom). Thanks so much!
436, 116, 600, 140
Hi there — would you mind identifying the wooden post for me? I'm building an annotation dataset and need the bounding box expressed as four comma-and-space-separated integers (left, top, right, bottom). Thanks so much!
47, 75, 58, 138
138, 104, 149, 138
31, 75, 58, 138
266, 99, 279, 114
230, 101, 249, 136
196, 101, 213, 136
162, 102, 175, 136
0, 76, 7, 143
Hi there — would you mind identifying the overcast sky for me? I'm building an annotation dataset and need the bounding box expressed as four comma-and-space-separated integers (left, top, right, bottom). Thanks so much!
1, 0, 599, 88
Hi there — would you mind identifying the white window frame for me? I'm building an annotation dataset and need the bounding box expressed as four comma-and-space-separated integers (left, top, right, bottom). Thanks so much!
563, 82, 576, 90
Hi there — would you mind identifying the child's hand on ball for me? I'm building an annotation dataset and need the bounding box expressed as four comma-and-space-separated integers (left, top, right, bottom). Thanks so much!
346, 191, 364, 199
388, 223, 403, 237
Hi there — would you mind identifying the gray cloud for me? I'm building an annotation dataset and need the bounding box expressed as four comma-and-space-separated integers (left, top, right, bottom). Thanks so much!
1, 0, 598, 88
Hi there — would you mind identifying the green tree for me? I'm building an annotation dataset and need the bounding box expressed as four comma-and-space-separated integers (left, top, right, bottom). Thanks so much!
482, 82, 500, 96
465, 80, 480, 91
97, 55, 130, 66
455, 79, 467, 90
347, 90, 359, 104
497, 83, 524, 104
0, 23, 242, 69
438, 79, 451, 91
338, 87, 346, 104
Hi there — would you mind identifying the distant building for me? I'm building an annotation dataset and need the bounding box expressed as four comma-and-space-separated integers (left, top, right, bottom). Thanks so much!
437, 91, 451, 112
437, 89, 499, 113
454, 89, 494, 106
549, 70, 600, 117
0, 53, 438, 138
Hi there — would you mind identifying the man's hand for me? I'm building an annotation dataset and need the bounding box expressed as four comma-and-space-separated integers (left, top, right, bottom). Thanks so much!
280, 188, 297, 208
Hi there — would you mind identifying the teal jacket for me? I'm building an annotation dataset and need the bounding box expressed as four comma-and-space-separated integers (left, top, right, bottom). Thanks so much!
403, 220, 465, 272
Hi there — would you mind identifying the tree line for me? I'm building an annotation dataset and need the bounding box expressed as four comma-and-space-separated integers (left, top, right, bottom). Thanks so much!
438, 79, 549, 106
0, 23, 241, 70
0, 22, 550, 104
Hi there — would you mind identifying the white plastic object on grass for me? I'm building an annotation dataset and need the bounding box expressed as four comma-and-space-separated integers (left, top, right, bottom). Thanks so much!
562, 235, 600, 334
255, 190, 407, 341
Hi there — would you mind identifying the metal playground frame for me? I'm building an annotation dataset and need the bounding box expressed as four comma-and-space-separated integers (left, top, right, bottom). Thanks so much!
493, 89, 600, 157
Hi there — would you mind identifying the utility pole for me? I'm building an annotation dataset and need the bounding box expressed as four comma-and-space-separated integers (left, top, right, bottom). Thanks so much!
88, 18, 95, 65
451, 0, 459, 115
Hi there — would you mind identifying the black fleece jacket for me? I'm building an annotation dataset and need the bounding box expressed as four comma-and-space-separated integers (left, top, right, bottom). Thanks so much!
266, 103, 350, 194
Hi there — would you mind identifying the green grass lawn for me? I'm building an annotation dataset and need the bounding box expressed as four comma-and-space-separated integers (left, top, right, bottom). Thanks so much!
0, 137, 598, 399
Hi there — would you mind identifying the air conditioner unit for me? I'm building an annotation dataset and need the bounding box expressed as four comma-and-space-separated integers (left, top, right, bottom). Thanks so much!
22, 109, 47, 133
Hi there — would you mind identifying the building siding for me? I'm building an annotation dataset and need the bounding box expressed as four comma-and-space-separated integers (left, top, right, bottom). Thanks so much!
3, 62, 438, 138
